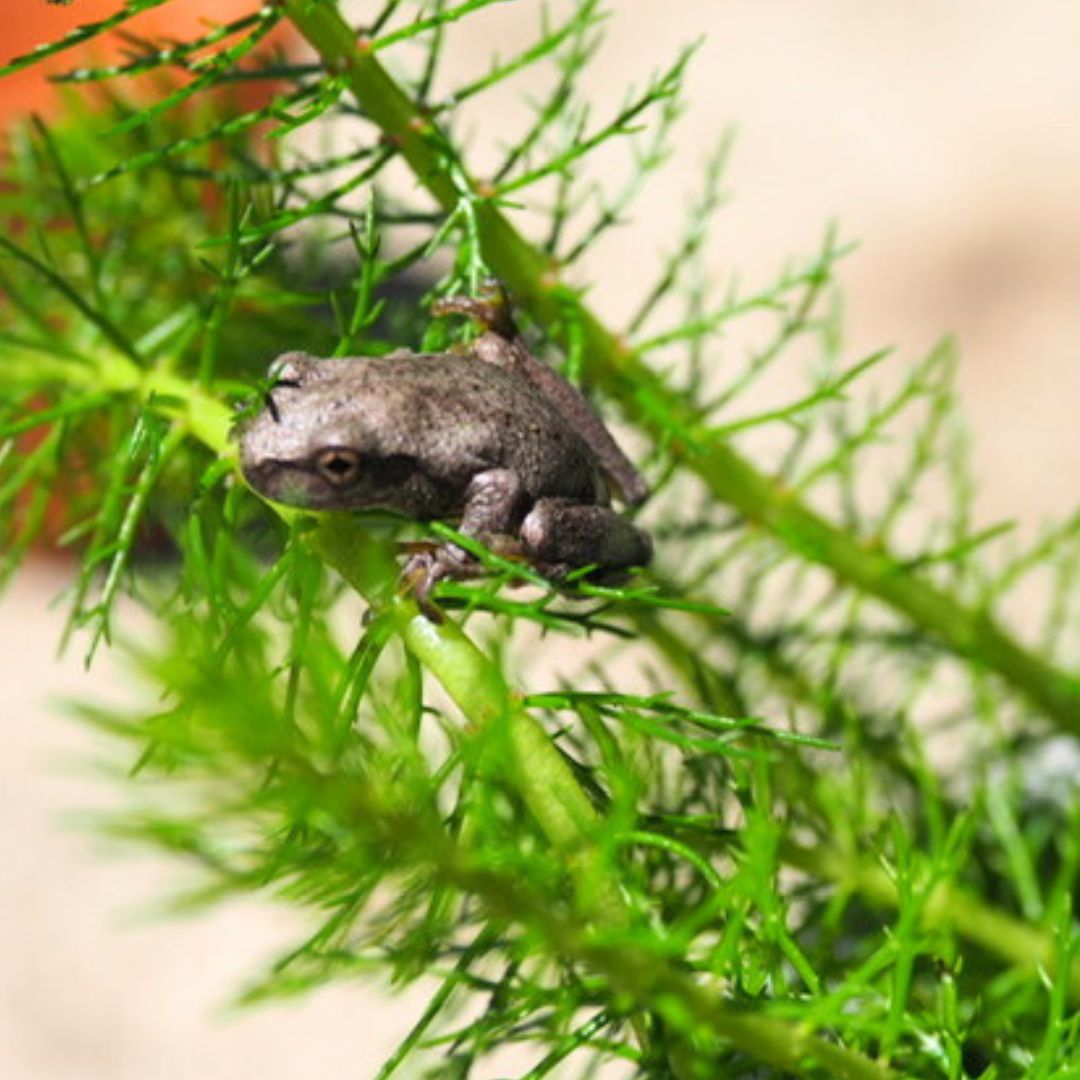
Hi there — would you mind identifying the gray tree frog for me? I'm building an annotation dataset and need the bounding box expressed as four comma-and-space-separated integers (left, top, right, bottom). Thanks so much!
237, 283, 651, 607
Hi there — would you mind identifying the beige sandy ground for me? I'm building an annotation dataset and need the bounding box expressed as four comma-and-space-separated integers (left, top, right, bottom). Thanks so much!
5, 2, 1080, 1076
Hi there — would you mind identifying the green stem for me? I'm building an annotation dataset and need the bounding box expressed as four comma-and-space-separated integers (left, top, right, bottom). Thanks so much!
330, 763, 895, 1080
281, 0, 1080, 734
308, 515, 629, 926
784, 842, 1080, 1002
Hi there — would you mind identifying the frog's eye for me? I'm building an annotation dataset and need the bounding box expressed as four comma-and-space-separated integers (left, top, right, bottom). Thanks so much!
316, 448, 363, 486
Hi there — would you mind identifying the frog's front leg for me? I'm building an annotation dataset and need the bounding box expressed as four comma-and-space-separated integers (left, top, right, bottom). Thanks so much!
519, 498, 653, 581
402, 469, 527, 610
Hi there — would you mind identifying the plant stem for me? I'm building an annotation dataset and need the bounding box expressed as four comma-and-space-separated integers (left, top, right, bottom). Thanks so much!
784, 842, 1080, 1002
308, 515, 630, 926
281, 0, 1080, 734
324, 757, 896, 1080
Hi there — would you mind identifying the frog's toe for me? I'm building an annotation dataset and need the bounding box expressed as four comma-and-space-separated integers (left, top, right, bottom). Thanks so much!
400, 551, 444, 619
400, 544, 485, 618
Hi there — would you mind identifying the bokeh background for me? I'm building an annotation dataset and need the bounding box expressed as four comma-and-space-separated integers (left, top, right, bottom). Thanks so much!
4, 2, 1080, 1076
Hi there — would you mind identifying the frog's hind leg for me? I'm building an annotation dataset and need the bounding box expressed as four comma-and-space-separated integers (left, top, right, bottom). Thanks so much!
520, 498, 652, 582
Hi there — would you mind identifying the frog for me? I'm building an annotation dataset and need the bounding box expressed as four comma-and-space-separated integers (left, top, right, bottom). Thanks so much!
237, 281, 652, 609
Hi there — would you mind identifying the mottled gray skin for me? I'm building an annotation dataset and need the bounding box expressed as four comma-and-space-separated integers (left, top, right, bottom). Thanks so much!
241, 351, 603, 515
238, 309, 651, 603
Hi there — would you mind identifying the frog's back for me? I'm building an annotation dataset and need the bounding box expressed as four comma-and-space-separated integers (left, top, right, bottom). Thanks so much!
327, 352, 603, 501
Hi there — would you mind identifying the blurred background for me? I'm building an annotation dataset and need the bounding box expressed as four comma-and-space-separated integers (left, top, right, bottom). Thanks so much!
4, 1, 1080, 1076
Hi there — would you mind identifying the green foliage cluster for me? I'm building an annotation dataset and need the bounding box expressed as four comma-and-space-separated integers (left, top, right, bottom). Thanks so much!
3, 2, 1080, 1077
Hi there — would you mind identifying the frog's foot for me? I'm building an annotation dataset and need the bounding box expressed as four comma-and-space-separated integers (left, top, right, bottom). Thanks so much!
400, 543, 484, 619
400, 532, 536, 617
431, 279, 516, 339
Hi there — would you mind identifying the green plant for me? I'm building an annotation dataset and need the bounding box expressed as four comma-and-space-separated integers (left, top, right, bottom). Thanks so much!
3, 2, 1080, 1077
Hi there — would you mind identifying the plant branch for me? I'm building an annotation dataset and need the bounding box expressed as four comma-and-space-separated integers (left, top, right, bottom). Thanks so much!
784, 842, 1080, 1003
304, 752, 896, 1080
281, 0, 1080, 734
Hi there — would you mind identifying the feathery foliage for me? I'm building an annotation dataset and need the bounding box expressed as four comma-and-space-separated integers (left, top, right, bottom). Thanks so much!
3, 2, 1080, 1077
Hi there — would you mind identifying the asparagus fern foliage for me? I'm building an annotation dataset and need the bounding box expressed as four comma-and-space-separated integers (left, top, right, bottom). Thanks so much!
3, 2, 1080, 1077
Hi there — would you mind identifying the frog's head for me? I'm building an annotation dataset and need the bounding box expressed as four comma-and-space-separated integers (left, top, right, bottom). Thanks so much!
237, 353, 374, 511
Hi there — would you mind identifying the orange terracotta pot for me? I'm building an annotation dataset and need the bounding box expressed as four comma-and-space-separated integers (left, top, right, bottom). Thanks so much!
3, 3, 298, 557
1, 0, 295, 125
